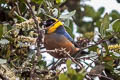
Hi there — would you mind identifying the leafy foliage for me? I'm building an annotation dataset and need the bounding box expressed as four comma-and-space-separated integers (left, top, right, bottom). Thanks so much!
100, 13, 110, 37
59, 59, 85, 80
0, 24, 3, 39
112, 19, 120, 32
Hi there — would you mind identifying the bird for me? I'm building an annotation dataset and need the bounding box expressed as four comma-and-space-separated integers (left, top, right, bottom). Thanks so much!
43, 18, 85, 58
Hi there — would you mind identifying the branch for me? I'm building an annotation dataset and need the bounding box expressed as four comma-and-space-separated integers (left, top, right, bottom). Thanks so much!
65, 52, 83, 69
25, 0, 44, 80
91, 74, 114, 80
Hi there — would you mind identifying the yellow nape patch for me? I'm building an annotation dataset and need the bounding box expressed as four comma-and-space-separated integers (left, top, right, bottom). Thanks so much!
47, 19, 63, 33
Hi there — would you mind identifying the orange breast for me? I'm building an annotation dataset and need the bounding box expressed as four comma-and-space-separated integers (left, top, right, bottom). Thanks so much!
44, 33, 79, 58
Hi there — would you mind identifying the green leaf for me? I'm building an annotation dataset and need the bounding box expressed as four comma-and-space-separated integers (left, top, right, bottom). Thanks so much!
64, 19, 70, 27
66, 59, 72, 68
59, 74, 70, 80
102, 13, 110, 30
88, 45, 98, 52
59, 10, 76, 19
56, 0, 65, 4
100, 13, 110, 37
104, 61, 114, 70
67, 68, 77, 75
69, 20, 74, 32
110, 10, 120, 20
97, 7, 105, 16
111, 19, 120, 32
0, 24, 3, 39
32, 0, 43, 4
84, 5, 96, 18
77, 21, 94, 33
64, 26, 73, 37
56, 0, 62, 4
0, 0, 6, 3
19, 2, 26, 13
45, 14, 55, 19
103, 42, 109, 54
38, 60, 47, 69
76, 73, 85, 80
66, 60, 77, 76
64, 19, 74, 39
14, 12, 27, 22
68, 20, 74, 38
19, 0, 25, 3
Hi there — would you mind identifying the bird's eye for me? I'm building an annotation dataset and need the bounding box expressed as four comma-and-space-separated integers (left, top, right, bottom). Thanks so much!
44, 19, 56, 27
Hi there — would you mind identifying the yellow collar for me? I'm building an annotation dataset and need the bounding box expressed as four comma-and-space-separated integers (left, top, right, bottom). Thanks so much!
47, 19, 63, 33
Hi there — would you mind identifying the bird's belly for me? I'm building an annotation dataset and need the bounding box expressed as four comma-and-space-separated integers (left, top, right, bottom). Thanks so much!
44, 33, 78, 58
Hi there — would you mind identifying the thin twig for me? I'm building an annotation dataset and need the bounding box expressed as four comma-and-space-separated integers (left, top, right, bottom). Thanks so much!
15, 1, 22, 16
80, 39, 106, 51
91, 74, 114, 80
50, 59, 61, 70
65, 52, 83, 69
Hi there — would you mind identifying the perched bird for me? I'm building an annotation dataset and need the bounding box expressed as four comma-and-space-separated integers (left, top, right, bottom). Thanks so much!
43, 18, 85, 58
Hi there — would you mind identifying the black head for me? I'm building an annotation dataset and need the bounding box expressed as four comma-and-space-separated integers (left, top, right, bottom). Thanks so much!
43, 19, 56, 27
